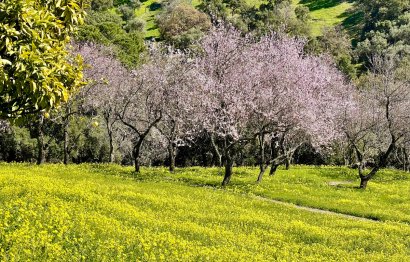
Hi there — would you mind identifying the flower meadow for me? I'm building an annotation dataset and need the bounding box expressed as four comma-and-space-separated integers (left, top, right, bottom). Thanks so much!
0, 163, 410, 261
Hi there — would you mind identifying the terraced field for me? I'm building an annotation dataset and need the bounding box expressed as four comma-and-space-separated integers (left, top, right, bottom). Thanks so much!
0, 164, 409, 261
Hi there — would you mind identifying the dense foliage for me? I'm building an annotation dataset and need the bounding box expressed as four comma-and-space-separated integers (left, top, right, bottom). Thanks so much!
356, 0, 410, 65
0, 0, 85, 118
157, 2, 211, 49
76, 0, 146, 66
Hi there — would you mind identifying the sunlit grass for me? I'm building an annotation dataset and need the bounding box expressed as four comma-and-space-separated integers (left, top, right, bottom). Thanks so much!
0, 163, 409, 260
307, 1, 353, 36
135, 0, 162, 39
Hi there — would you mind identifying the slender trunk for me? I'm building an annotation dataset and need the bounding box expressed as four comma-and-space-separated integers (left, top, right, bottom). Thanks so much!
257, 132, 267, 183
222, 156, 233, 186
133, 140, 143, 173
36, 115, 45, 165
210, 133, 222, 167
257, 165, 267, 183
108, 130, 114, 163
168, 142, 176, 173
63, 116, 69, 165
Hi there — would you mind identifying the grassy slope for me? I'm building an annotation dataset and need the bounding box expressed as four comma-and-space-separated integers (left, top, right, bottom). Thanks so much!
298, 0, 354, 36
136, 0, 202, 39
0, 163, 410, 261
135, 0, 162, 39
135, 0, 356, 39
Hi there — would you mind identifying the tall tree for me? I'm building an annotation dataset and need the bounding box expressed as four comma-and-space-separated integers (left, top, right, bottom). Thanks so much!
247, 35, 351, 182
76, 43, 130, 163
187, 27, 255, 186
116, 54, 167, 173
341, 55, 410, 189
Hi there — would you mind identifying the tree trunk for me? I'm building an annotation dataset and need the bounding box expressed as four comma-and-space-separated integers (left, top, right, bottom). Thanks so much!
133, 141, 142, 173
36, 115, 45, 165
108, 131, 114, 163
63, 120, 69, 165
356, 141, 395, 189
134, 157, 140, 173
168, 142, 176, 173
269, 163, 279, 176
257, 132, 267, 183
359, 176, 369, 189
210, 133, 222, 167
285, 157, 290, 170
222, 155, 233, 186
257, 165, 267, 183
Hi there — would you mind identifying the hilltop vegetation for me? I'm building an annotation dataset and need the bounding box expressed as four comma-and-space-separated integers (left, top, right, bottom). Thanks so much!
134, 0, 356, 38
1, 164, 410, 261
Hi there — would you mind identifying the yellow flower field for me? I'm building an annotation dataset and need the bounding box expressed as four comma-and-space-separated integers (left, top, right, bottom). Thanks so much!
0, 164, 409, 261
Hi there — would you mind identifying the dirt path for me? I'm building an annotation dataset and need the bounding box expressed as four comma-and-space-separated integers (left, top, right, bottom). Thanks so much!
253, 195, 380, 222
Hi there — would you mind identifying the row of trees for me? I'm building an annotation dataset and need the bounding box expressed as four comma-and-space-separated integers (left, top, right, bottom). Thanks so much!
2, 0, 409, 190
69, 26, 410, 189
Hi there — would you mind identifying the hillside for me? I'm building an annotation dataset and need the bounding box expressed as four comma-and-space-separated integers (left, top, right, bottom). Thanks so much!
1, 164, 409, 260
136, 0, 356, 38
298, 0, 355, 36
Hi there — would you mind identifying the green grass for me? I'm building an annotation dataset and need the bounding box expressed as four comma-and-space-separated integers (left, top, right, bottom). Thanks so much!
0, 163, 410, 260
134, 0, 358, 39
164, 165, 410, 223
294, 0, 355, 36
135, 0, 162, 39
135, 0, 202, 39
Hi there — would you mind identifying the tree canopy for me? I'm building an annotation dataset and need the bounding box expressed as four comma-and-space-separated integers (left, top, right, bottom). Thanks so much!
0, 0, 86, 119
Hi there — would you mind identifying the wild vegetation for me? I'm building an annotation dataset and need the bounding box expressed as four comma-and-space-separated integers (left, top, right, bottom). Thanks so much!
1, 0, 410, 259
1, 164, 410, 261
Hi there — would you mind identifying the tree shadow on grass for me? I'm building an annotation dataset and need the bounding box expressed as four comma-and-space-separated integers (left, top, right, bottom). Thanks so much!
339, 7, 364, 43
300, 0, 343, 11
149, 2, 162, 11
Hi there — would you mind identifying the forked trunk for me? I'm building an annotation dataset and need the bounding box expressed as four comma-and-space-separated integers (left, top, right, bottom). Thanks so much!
210, 134, 222, 167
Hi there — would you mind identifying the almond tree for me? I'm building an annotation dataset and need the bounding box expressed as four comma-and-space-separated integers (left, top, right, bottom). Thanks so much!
243, 34, 351, 182
342, 56, 410, 189
77, 43, 131, 163
116, 58, 167, 173
187, 27, 260, 186
154, 50, 193, 172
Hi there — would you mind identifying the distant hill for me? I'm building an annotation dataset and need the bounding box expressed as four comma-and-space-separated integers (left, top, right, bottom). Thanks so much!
135, 0, 359, 39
